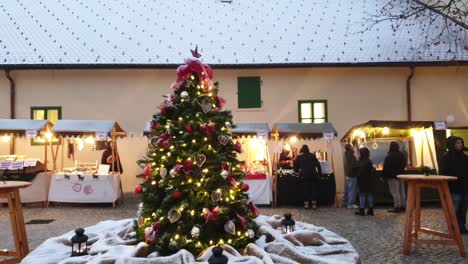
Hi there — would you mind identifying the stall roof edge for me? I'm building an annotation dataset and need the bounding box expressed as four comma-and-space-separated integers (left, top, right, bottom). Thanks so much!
0, 119, 51, 135
341, 120, 437, 142
272, 122, 337, 139
52, 120, 125, 136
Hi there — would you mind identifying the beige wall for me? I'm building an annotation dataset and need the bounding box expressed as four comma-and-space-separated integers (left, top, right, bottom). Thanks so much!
0, 66, 467, 193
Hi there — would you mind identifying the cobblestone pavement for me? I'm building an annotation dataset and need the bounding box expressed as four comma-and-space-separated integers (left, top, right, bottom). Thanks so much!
1, 194, 467, 263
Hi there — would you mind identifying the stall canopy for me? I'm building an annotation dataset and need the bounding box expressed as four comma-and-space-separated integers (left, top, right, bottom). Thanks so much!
52, 120, 126, 137
0, 119, 51, 136
272, 122, 337, 139
341, 120, 435, 142
231, 123, 270, 137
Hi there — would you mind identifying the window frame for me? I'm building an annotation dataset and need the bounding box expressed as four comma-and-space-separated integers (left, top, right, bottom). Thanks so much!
297, 100, 328, 123
30, 106, 62, 145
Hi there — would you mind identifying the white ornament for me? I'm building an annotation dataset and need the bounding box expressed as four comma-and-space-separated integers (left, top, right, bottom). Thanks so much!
160, 168, 167, 178
220, 170, 229, 179
180, 91, 189, 99
137, 202, 144, 218
168, 208, 181, 223
170, 168, 177, 177
224, 220, 236, 235
211, 190, 222, 202
247, 229, 255, 238
191, 227, 200, 238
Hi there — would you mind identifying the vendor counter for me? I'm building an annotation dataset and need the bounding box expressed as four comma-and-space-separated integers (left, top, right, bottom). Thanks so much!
48, 172, 121, 207
372, 168, 438, 204
276, 169, 336, 207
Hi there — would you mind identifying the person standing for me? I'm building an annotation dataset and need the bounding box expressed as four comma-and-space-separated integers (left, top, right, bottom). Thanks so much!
383, 141, 407, 213
294, 144, 322, 210
440, 136, 468, 233
101, 141, 123, 173
355, 147, 375, 216
343, 143, 359, 209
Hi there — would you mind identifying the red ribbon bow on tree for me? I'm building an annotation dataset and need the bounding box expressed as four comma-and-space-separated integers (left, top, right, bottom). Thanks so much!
145, 222, 160, 244
203, 206, 220, 223
200, 123, 216, 136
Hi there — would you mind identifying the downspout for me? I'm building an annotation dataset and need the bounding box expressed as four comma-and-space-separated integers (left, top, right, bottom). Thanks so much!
406, 66, 415, 121
406, 66, 415, 167
5, 70, 16, 154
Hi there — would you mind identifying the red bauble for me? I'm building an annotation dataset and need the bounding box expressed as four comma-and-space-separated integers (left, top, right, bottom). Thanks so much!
234, 141, 242, 153
185, 124, 193, 133
242, 183, 249, 192
183, 160, 194, 171
172, 191, 182, 200
221, 163, 229, 170
135, 186, 143, 194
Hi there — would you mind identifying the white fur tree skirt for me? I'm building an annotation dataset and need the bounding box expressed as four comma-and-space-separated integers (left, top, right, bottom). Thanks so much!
21, 215, 360, 264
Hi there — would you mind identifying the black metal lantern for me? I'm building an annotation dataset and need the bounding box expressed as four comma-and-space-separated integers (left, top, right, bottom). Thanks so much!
281, 213, 295, 234
208, 246, 228, 264
71, 228, 88, 256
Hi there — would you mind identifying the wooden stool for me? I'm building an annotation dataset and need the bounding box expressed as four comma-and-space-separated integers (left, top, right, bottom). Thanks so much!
0, 181, 31, 264
398, 175, 465, 256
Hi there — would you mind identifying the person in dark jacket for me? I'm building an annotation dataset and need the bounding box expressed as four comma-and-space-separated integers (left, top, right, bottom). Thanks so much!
355, 147, 375, 216
101, 141, 123, 173
383, 141, 407, 213
343, 143, 359, 209
440, 136, 468, 233
294, 144, 322, 210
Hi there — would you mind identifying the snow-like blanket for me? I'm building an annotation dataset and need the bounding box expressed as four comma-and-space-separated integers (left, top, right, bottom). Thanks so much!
21, 215, 360, 264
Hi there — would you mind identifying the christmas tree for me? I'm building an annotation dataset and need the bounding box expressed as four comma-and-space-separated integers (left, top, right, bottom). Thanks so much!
136, 49, 259, 256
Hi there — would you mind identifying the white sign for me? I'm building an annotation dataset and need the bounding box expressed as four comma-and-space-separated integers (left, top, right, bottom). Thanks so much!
96, 132, 108, 141
0, 161, 11, 170
25, 129, 38, 138
320, 161, 332, 174
323, 132, 335, 140
23, 159, 38, 167
98, 164, 110, 175
434, 121, 447, 130
9, 160, 24, 170
256, 130, 268, 139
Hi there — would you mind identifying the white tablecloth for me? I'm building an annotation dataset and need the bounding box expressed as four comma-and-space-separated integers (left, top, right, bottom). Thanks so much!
48, 173, 121, 204
244, 177, 272, 205
0, 171, 51, 204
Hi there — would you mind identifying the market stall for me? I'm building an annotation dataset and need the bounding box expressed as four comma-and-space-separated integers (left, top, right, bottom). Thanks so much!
272, 122, 337, 207
231, 123, 272, 205
47, 120, 126, 207
0, 119, 52, 205
341, 120, 444, 204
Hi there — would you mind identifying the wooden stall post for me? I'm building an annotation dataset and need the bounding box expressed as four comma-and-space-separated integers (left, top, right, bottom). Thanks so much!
271, 131, 279, 208
61, 137, 65, 171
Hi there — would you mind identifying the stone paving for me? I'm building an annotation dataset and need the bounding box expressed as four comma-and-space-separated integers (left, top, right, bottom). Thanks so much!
1, 194, 467, 264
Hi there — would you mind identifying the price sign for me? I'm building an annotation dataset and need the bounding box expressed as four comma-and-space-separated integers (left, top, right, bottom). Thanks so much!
323, 132, 335, 140
23, 159, 38, 167
96, 132, 108, 141
26, 129, 38, 138
0, 161, 11, 170
9, 160, 24, 170
434, 121, 447, 130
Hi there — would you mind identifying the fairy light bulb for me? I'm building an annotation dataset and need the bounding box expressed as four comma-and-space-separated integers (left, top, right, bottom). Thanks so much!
192, 139, 196, 143
175, 234, 180, 240
151, 181, 156, 185
1, 135, 10, 142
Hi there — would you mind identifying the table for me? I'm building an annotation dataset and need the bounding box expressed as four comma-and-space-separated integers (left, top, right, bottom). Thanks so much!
244, 177, 272, 205
48, 173, 122, 207
275, 169, 336, 207
398, 174, 465, 256
0, 181, 31, 263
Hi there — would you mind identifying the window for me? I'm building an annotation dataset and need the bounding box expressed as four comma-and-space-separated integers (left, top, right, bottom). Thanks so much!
31, 106, 62, 145
237, 76, 261, 108
298, 100, 327, 123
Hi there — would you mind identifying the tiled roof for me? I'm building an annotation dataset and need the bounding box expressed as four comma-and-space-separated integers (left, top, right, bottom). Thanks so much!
0, 0, 467, 68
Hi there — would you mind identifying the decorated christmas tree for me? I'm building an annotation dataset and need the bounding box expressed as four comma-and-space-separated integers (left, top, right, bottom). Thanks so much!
136, 49, 259, 256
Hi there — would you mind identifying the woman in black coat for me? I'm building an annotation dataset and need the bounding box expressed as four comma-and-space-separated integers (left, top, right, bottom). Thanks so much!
355, 147, 375, 216
440, 136, 468, 233
293, 144, 322, 210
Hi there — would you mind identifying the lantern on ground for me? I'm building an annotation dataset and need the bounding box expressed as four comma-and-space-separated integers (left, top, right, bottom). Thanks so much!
71, 228, 88, 256
208, 246, 228, 264
281, 213, 295, 234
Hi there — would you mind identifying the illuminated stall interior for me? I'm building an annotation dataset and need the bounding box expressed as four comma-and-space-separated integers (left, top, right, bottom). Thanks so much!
341, 120, 439, 171
0, 119, 52, 170
231, 123, 271, 177
51, 120, 126, 173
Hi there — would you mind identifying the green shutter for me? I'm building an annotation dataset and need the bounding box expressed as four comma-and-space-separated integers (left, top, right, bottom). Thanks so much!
238, 77, 261, 108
